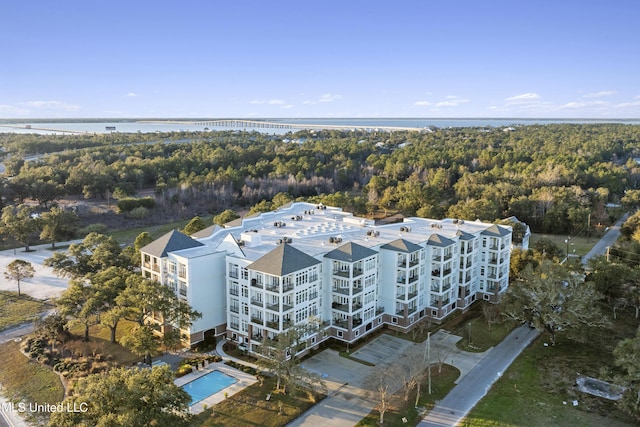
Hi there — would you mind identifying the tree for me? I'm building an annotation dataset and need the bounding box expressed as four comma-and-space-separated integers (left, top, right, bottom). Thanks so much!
502, 260, 609, 345
0, 204, 40, 251
45, 232, 128, 279
4, 259, 34, 296
56, 280, 100, 341
120, 324, 159, 365
613, 326, 640, 422
256, 321, 324, 397
33, 312, 67, 355
39, 206, 80, 248
213, 209, 239, 226
182, 216, 206, 235
48, 366, 192, 427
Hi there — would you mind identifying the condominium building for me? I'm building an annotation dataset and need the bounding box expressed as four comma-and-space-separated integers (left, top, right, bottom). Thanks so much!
140, 202, 512, 354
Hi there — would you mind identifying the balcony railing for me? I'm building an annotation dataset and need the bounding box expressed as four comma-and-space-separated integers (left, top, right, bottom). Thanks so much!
376, 306, 384, 315
266, 320, 279, 329
333, 319, 348, 329
333, 286, 363, 296
229, 288, 239, 296
282, 303, 293, 312
229, 306, 239, 314
331, 302, 349, 312
408, 275, 419, 283
409, 258, 420, 267
251, 279, 263, 289
251, 317, 263, 325
250, 298, 263, 307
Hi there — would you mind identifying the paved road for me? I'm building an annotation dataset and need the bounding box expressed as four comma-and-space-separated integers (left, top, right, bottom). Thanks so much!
419, 324, 540, 426
582, 212, 629, 267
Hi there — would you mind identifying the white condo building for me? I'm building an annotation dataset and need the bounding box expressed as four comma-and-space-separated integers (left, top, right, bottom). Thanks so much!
140, 202, 512, 355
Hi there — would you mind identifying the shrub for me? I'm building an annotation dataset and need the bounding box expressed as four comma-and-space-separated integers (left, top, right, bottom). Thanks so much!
116, 197, 156, 213
128, 206, 149, 219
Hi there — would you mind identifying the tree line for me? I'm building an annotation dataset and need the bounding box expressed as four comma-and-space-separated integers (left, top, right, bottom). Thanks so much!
1, 124, 639, 234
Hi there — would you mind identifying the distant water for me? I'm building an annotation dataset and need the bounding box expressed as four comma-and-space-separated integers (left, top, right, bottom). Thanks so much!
0, 118, 638, 135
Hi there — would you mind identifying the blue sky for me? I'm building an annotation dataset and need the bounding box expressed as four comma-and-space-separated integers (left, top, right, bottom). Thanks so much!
1, 1, 639, 119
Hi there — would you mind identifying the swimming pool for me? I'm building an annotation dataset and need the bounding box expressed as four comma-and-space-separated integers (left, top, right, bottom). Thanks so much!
181, 370, 238, 405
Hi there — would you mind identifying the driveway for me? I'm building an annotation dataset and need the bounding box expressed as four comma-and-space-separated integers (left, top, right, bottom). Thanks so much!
289, 331, 490, 427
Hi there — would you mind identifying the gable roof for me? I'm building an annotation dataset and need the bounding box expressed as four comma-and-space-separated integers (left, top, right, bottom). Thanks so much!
380, 238, 422, 253
324, 242, 378, 262
248, 244, 320, 276
481, 224, 511, 237
455, 230, 475, 241
191, 224, 222, 239
140, 229, 204, 258
426, 233, 455, 248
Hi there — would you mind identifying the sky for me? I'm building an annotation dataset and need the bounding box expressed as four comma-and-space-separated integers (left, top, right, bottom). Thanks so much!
1, 0, 639, 119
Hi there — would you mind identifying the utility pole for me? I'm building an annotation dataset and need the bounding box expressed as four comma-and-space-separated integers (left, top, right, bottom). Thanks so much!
428, 331, 432, 394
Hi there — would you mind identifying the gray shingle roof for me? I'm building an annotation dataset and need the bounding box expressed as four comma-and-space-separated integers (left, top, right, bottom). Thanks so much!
426, 234, 455, 248
140, 230, 204, 258
380, 238, 422, 253
481, 224, 511, 237
248, 243, 320, 276
324, 242, 378, 262
191, 224, 222, 239
455, 230, 475, 241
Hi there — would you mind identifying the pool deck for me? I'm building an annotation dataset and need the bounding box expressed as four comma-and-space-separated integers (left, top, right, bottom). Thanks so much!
174, 362, 257, 414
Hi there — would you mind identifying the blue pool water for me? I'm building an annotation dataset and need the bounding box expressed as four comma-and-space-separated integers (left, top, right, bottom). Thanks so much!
181, 370, 238, 405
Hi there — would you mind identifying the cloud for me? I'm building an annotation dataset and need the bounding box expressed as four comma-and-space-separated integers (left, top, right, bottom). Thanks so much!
302, 93, 343, 105
436, 97, 470, 107
318, 93, 342, 103
414, 96, 469, 108
21, 100, 80, 112
249, 99, 286, 105
505, 93, 541, 105
126, 92, 140, 97
583, 90, 616, 98
557, 100, 608, 110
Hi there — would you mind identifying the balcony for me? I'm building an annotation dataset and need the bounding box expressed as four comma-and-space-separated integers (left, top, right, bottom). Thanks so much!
376, 306, 385, 315
489, 258, 498, 265
229, 305, 239, 314
152, 264, 160, 272
331, 302, 349, 312
333, 286, 363, 296
333, 319, 348, 329
251, 317, 263, 325
397, 276, 406, 284
409, 258, 420, 267
251, 279, 263, 289
283, 284, 294, 293
229, 287, 239, 296
353, 317, 363, 326
282, 302, 293, 312
266, 302, 279, 311
407, 290, 418, 299
251, 298, 263, 307
444, 253, 453, 260
266, 320, 279, 329
332, 268, 363, 278
408, 306, 417, 314
408, 275, 419, 283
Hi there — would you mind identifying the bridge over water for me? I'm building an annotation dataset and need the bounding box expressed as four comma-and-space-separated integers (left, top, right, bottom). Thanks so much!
139, 119, 422, 132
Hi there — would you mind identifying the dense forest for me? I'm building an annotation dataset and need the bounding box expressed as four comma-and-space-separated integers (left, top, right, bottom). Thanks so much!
1, 124, 639, 235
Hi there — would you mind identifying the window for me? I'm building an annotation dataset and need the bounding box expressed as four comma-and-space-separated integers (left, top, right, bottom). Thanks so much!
178, 263, 187, 279
337, 331, 343, 338
168, 262, 176, 274
391, 317, 398, 324
179, 282, 187, 297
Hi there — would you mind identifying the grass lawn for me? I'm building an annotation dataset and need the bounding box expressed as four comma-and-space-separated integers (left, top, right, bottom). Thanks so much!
356, 364, 460, 427
461, 306, 638, 427
530, 233, 597, 258
108, 216, 210, 246
455, 317, 517, 352
0, 291, 49, 331
66, 319, 141, 366
0, 340, 64, 409
193, 375, 324, 427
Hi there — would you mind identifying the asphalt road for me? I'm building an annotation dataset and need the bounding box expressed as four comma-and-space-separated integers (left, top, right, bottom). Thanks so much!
419, 324, 540, 427
581, 212, 629, 267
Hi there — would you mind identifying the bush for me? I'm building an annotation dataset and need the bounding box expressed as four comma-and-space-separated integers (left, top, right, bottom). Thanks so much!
117, 197, 156, 213
128, 206, 149, 219
80, 223, 108, 234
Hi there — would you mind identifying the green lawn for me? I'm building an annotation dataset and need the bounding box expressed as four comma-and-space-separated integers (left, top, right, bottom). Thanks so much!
455, 317, 517, 352
193, 375, 324, 427
461, 306, 638, 427
107, 217, 202, 246
530, 233, 597, 258
0, 291, 49, 331
0, 340, 65, 419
